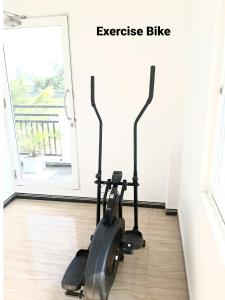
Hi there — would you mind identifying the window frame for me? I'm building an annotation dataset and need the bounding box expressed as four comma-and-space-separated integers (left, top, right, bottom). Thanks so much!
210, 84, 225, 223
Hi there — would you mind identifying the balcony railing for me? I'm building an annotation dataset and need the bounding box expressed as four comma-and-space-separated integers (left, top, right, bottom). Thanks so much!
14, 105, 64, 157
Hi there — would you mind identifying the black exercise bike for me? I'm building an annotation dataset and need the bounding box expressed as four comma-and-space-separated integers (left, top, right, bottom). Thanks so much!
62, 66, 156, 299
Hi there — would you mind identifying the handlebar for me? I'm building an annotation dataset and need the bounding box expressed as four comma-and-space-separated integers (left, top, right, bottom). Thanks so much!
133, 65, 156, 175
147, 65, 155, 104
90, 74, 103, 225
91, 76, 95, 106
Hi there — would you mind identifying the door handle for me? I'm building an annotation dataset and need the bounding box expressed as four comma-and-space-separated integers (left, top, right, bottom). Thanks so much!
64, 88, 72, 121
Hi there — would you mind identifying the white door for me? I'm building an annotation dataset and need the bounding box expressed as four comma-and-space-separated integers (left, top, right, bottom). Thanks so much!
4, 16, 79, 189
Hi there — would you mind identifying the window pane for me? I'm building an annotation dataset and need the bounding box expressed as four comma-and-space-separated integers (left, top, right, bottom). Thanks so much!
4, 25, 73, 183
4, 26, 65, 105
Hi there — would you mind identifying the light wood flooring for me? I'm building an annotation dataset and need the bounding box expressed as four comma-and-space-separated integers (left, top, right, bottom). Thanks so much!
4, 199, 189, 300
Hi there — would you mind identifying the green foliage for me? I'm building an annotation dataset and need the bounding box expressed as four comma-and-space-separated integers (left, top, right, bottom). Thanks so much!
9, 63, 65, 106
32, 64, 64, 92
17, 124, 47, 157
9, 76, 30, 104
34, 86, 54, 104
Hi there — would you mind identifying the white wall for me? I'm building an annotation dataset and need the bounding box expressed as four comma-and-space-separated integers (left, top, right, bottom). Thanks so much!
179, 0, 225, 299
4, 0, 189, 206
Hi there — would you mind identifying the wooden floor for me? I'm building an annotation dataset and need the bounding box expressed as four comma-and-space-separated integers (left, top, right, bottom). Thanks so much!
4, 200, 189, 300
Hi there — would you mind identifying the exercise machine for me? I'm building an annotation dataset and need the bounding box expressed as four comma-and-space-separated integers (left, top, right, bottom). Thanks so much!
62, 66, 156, 299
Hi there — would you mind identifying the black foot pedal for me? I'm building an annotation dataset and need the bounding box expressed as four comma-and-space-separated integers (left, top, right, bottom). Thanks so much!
62, 249, 89, 292
123, 229, 145, 249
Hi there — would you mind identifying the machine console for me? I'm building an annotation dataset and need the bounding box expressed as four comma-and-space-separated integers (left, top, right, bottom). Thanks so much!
111, 171, 122, 184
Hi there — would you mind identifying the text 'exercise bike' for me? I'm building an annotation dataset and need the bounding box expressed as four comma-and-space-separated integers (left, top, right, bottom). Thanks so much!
62, 66, 156, 299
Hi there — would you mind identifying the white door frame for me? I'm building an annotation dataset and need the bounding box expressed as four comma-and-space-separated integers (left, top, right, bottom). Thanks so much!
4, 15, 80, 190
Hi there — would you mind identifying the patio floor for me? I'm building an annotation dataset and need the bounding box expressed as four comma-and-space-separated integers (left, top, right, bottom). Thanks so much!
22, 165, 72, 182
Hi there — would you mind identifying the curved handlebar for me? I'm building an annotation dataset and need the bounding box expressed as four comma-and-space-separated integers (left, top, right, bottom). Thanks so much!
90, 74, 102, 224
147, 66, 155, 103
91, 76, 95, 106
133, 65, 156, 174
134, 65, 156, 125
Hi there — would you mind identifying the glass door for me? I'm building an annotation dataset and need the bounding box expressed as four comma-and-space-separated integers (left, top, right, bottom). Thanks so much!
4, 16, 79, 189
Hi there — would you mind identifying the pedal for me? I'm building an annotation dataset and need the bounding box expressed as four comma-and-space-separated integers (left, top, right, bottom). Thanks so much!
123, 229, 145, 249
120, 240, 133, 255
62, 249, 89, 292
